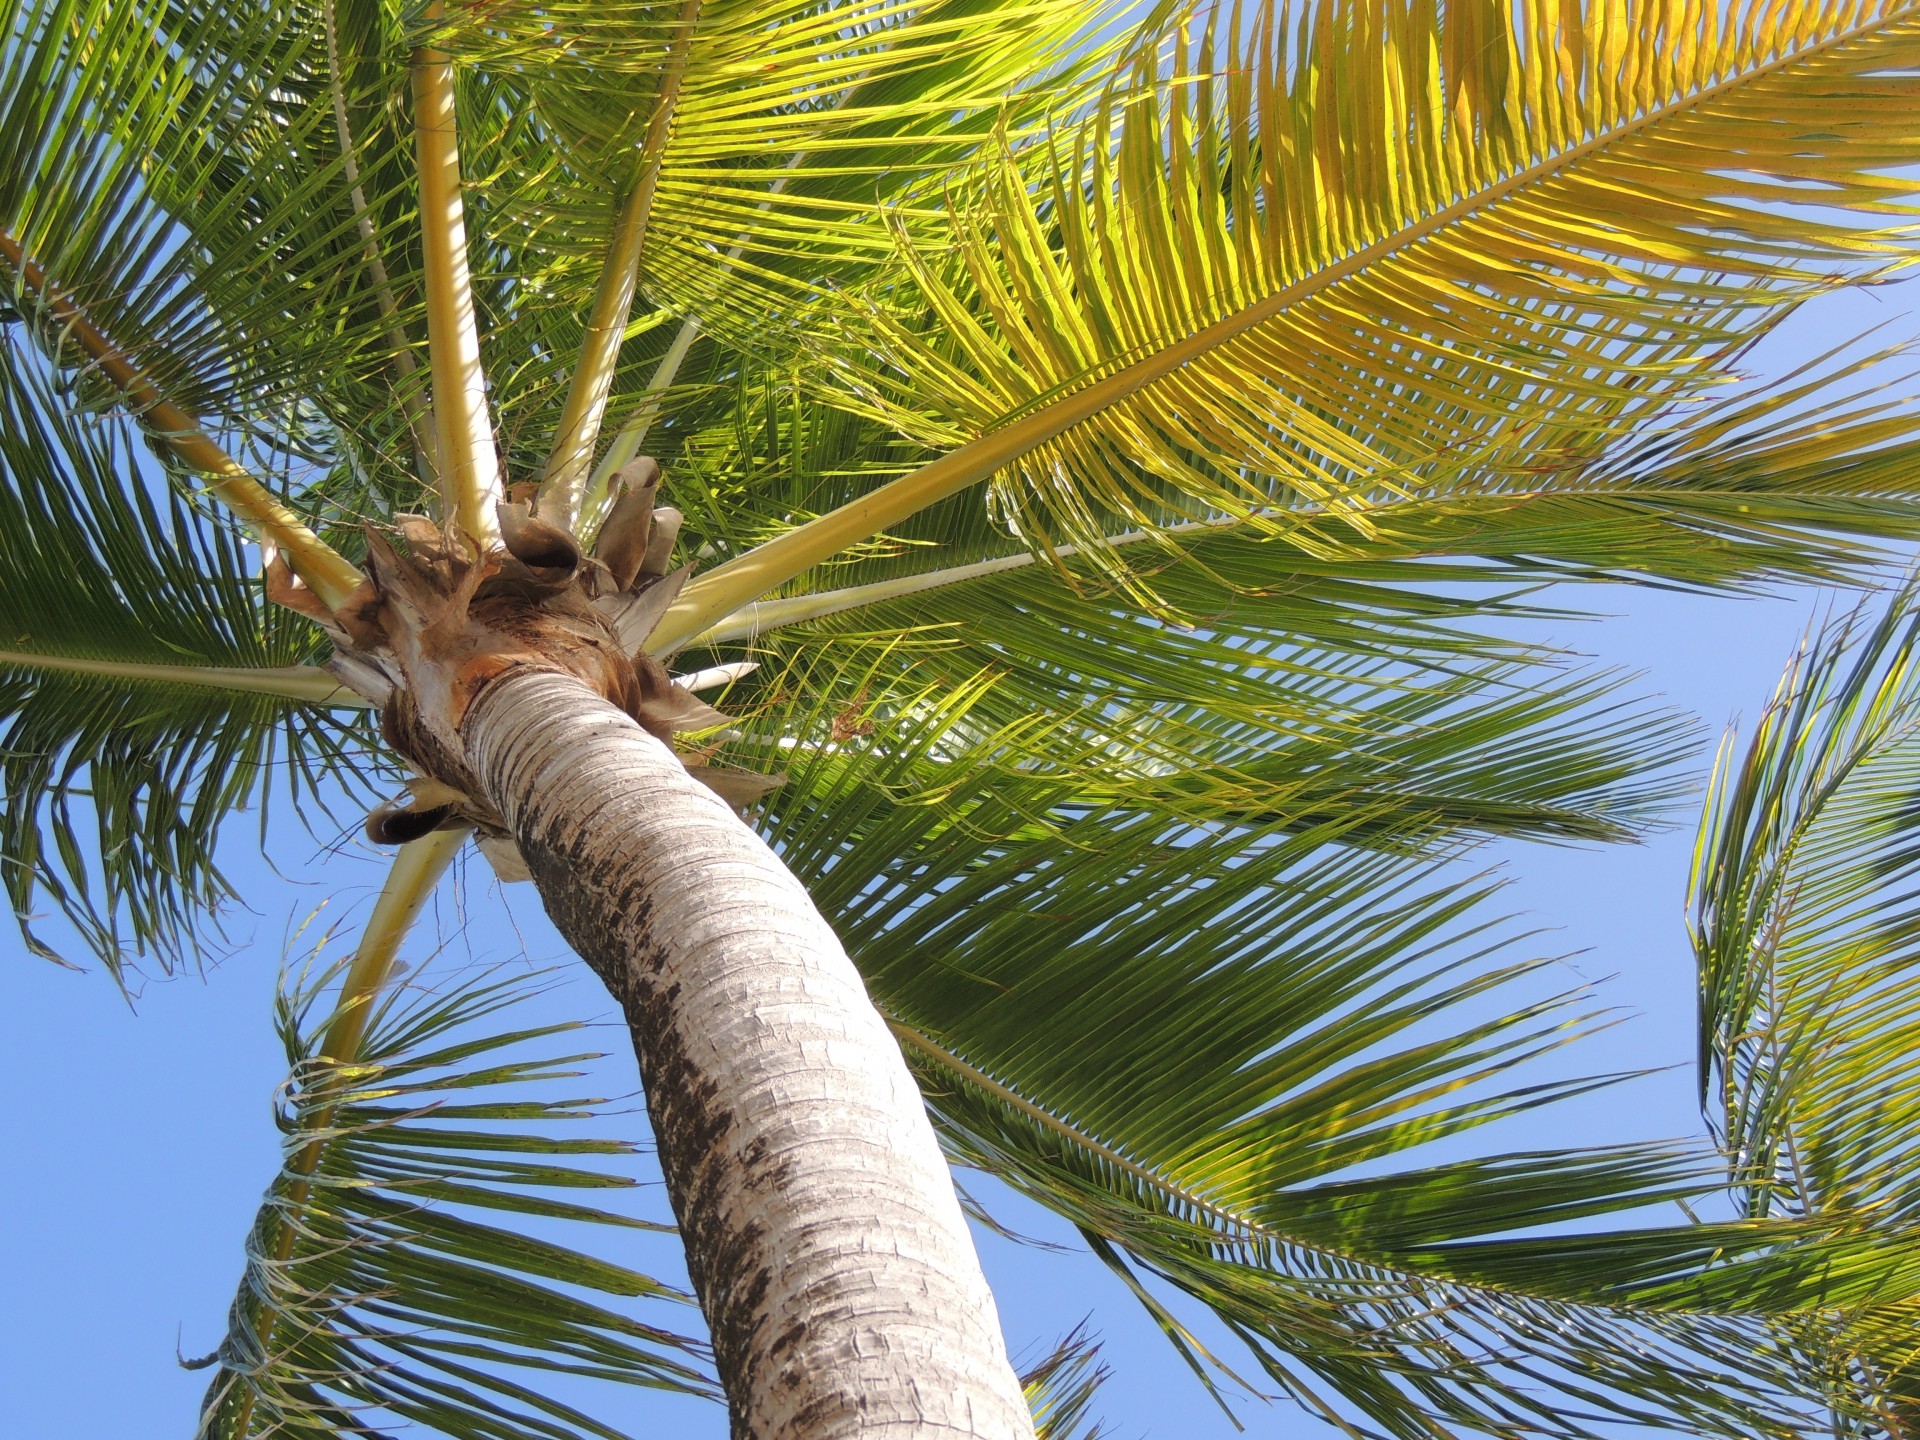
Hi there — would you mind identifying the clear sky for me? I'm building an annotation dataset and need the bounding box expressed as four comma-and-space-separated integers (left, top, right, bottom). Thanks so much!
4, 281, 1913, 1438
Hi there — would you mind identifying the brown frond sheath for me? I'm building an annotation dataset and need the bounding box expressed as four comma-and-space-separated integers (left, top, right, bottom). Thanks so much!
0, 229, 364, 610
343, 465, 776, 870
594, 458, 661, 591
366, 793, 461, 845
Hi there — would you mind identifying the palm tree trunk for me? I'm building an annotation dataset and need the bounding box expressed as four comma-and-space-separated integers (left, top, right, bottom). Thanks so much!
462, 668, 1037, 1439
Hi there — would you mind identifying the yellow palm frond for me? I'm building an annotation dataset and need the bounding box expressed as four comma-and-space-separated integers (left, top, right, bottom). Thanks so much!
834, 0, 1920, 591
443, 0, 1111, 328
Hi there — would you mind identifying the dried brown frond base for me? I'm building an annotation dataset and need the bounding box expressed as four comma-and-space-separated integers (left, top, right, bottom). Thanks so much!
270, 460, 780, 878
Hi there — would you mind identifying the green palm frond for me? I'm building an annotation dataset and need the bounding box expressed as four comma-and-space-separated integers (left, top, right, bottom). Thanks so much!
455, 0, 1124, 513
0, 334, 377, 971
442, 0, 1117, 333
703, 533, 1699, 853
659, 336, 1920, 645
817, 0, 1920, 599
752, 702, 1920, 1437
0, 0, 398, 452
125, 0, 456, 511
648, 360, 1708, 856
1022, 1329, 1110, 1440
97, 0, 1123, 521
196, 963, 716, 1440
1692, 579, 1920, 1427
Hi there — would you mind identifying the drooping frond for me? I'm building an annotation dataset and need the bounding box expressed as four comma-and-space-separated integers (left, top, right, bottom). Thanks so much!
0, 0, 375, 597
0, 0, 316, 428
196, 963, 716, 1440
116, 0, 446, 514
1692, 581, 1920, 1427
670, 425, 1704, 856
715, 567, 1697, 854
0, 336, 376, 972
752, 701, 1920, 1438
669, 0, 1920, 626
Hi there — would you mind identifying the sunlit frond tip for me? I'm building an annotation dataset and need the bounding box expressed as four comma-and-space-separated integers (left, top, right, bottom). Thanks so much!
1022, 1327, 1109, 1440
800, 0, 1920, 611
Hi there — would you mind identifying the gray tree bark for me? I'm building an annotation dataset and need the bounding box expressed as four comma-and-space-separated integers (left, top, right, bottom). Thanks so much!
462, 667, 1037, 1439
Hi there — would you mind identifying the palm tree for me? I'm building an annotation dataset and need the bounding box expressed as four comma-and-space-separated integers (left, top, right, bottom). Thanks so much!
11, 0, 1920, 1433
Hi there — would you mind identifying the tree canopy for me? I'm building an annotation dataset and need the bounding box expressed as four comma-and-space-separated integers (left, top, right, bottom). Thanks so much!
10, 0, 1920, 1435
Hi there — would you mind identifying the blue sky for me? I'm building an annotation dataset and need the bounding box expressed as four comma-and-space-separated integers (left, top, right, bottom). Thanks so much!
3, 279, 1914, 1437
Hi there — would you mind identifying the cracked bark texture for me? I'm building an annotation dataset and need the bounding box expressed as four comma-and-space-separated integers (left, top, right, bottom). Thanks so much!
462, 668, 1036, 1439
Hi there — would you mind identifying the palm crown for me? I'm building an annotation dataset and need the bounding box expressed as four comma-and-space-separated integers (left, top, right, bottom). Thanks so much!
11, 0, 1920, 1434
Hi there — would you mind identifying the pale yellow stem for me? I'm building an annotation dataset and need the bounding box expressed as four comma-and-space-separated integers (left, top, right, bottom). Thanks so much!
537, 0, 705, 532
224, 829, 464, 1438
680, 519, 1242, 647
318, 829, 465, 1063
577, 26, 954, 541
412, 1, 501, 545
649, 7, 1913, 656
0, 230, 364, 610
647, 387, 1149, 653
682, 553, 1035, 647
0, 650, 368, 705
577, 108, 815, 540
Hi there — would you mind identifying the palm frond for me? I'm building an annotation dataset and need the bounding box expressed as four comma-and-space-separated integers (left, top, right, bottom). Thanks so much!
753, 702, 1920, 1438
442, 0, 1117, 331
0, 0, 408, 594
769, 0, 1920, 607
196, 962, 716, 1440
0, 334, 377, 971
2, 0, 384, 439
1022, 1329, 1111, 1440
651, 358, 1715, 857
1692, 579, 1920, 1428
104, 0, 1121, 527
658, 337, 1920, 654
648, 332, 1920, 652
531, 0, 703, 530
619, 340, 1920, 667
695, 521, 1701, 854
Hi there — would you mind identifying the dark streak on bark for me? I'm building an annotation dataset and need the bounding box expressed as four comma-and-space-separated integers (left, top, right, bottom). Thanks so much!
505, 742, 777, 1436
456, 669, 1033, 1438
